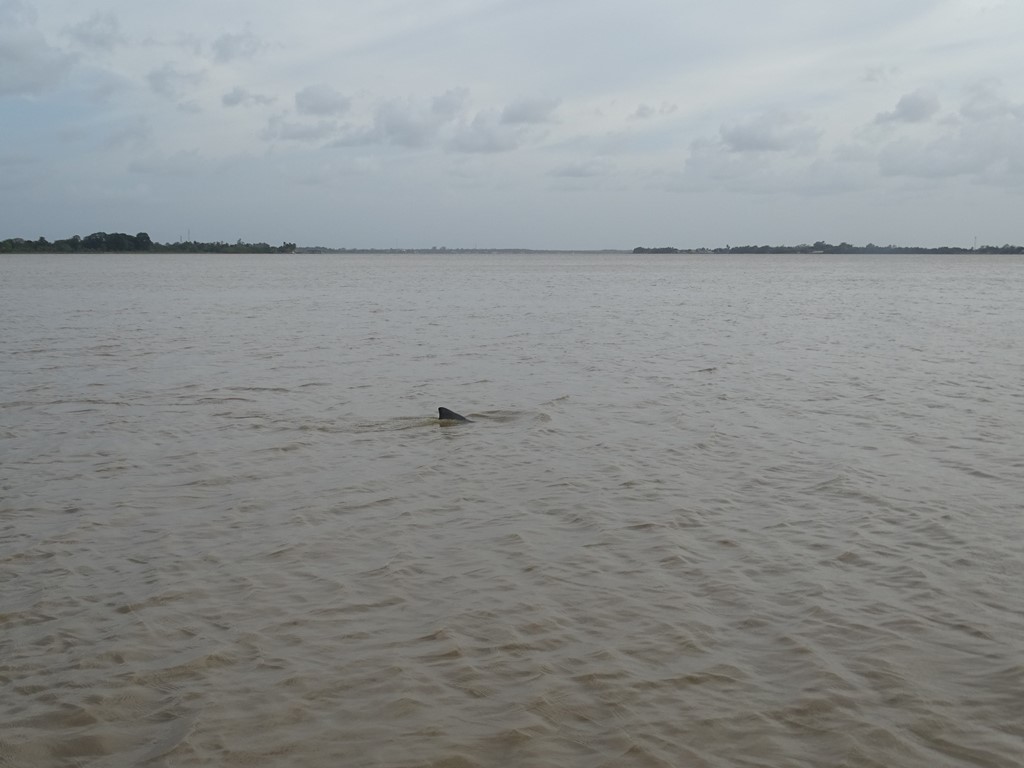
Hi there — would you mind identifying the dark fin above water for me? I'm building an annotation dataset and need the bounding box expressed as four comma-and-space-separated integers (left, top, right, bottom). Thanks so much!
438, 407, 472, 422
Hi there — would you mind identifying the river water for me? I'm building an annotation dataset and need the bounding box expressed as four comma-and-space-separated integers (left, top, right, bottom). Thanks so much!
2, 252, 1022, 767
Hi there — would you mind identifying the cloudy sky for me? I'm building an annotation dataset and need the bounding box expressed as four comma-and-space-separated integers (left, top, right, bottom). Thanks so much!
3, 0, 1023, 249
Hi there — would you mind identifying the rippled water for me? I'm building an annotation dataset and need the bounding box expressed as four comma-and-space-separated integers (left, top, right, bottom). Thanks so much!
2, 252, 1023, 767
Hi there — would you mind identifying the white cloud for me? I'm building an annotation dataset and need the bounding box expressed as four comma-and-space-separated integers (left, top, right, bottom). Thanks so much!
101, 116, 152, 149
262, 114, 339, 143
960, 80, 1024, 121
875, 89, 941, 123
306, 90, 553, 153
631, 102, 678, 120
295, 85, 351, 116
432, 88, 470, 119
371, 98, 440, 148
146, 63, 205, 100
331, 91, 471, 149
223, 86, 275, 108
877, 88, 1024, 185
64, 12, 124, 49
211, 28, 266, 63
501, 97, 559, 125
0, 0, 73, 95
632, 104, 657, 120
684, 137, 771, 185
720, 113, 821, 154
549, 160, 612, 178
449, 112, 522, 153
862, 65, 899, 83
876, 138, 974, 179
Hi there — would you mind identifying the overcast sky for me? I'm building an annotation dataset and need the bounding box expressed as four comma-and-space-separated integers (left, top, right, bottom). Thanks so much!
3, 0, 1023, 249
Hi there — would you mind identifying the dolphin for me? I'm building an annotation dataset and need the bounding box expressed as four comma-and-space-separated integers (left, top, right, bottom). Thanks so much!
438, 407, 472, 422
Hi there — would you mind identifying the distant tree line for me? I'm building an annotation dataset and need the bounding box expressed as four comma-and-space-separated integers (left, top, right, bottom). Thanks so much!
1, 232, 297, 254
634, 241, 1024, 255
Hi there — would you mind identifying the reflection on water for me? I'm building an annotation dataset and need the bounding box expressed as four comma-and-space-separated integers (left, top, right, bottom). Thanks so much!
2, 252, 1023, 767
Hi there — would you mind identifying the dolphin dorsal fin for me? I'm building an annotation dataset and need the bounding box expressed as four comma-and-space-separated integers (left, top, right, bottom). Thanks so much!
438, 407, 472, 422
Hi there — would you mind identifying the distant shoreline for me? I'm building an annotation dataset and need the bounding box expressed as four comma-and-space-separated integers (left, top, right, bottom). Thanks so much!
2, 232, 1022, 255
633, 242, 1024, 255
0, 232, 296, 255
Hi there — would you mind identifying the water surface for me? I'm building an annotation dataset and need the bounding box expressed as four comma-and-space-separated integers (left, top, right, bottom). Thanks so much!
2, 252, 1023, 767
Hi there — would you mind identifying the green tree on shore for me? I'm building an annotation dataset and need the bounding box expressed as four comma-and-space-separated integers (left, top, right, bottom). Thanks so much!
1, 232, 296, 254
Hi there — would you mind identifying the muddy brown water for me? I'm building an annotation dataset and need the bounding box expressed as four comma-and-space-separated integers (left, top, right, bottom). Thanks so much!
2, 252, 1022, 767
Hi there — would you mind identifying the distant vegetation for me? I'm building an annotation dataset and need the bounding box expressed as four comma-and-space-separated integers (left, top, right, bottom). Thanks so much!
1, 232, 297, 254
4, 233, 1021, 255
634, 241, 1024, 255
